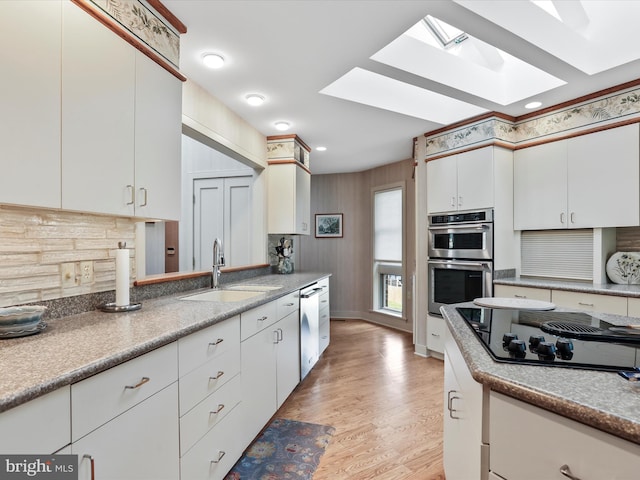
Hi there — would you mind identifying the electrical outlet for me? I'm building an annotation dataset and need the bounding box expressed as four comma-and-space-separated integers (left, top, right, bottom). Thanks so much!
80, 261, 94, 284
61, 263, 77, 288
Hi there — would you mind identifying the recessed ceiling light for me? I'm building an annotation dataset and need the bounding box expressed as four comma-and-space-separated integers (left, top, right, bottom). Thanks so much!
245, 94, 265, 106
316, 146, 327, 152
274, 121, 290, 131
525, 101, 542, 109
202, 53, 225, 69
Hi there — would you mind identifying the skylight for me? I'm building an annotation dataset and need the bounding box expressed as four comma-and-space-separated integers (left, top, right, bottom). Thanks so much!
423, 15, 468, 48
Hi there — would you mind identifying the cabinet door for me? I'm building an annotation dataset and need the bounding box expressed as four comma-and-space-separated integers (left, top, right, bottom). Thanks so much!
443, 328, 486, 480
268, 163, 311, 235
73, 384, 179, 480
567, 124, 640, 228
0, 1, 61, 209
456, 147, 494, 211
240, 326, 277, 443
514, 141, 568, 230
427, 156, 458, 213
276, 311, 301, 408
426, 314, 445, 354
296, 165, 311, 234
134, 52, 182, 220
61, 2, 135, 216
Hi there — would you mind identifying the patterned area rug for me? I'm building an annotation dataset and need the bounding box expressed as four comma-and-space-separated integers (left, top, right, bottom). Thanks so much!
224, 418, 336, 480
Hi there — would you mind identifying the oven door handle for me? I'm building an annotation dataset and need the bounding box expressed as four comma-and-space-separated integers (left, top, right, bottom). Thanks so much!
429, 259, 492, 269
428, 224, 490, 231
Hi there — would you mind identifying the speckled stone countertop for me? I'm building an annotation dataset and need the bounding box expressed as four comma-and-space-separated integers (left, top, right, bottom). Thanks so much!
495, 276, 640, 299
441, 304, 640, 445
0, 272, 329, 414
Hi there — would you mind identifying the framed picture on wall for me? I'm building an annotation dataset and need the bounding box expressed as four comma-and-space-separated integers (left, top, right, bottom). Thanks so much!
315, 213, 343, 238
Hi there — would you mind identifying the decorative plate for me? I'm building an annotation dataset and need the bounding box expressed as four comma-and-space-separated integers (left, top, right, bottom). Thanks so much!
473, 297, 556, 310
606, 252, 640, 284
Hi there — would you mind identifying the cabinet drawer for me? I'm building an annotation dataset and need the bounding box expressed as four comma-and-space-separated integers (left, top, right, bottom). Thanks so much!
490, 391, 640, 480
71, 342, 177, 441
427, 314, 446, 354
180, 374, 241, 456
178, 316, 240, 377
552, 290, 627, 315
240, 301, 277, 341
319, 317, 330, 354
318, 277, 330, 291
627, 297, 640, 318
494, 285, 551, 302
276, 291, 299, 320
0, 387, 70, 454
179, 346, 240, 415
180, 402, 246, 480
319, 304, 330, 325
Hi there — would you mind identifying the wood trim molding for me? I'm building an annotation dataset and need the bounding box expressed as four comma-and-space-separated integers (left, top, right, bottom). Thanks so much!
134, 264, 271, 286
146, 0, 187, 34
267, 159, 312, 174
424, 140, 515, 162
71, 0, 187, 82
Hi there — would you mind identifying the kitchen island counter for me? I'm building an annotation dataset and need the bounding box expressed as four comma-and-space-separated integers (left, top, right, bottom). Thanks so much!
0, 273, 330, 413
441, 304, 640, 445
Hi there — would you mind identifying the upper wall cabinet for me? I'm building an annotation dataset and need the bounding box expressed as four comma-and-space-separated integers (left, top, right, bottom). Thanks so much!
62, 3, 182, 220
427, 147, 495, 213
267, 136, 311, 235
514, 124, 640, 230
0, 1, 62, 209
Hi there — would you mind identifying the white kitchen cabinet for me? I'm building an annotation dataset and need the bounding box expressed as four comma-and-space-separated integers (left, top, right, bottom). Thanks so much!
494, 284, 552, 302
426, 314, 446, 355
61, 3, 181, 220
627, 297, 640, 318
490, 391, 640, 480
0, 387, 70, 454
72, 383, 179, 480
134, 51, 182, 220
514, 124, 640, 230
241, 297, 300, 443
427, 147, 494, 213
268, 162, 311, 234
0, 1, 62, 209
318, 277, 331, 355
443, 327, 488, 480
61, 2, 136, 217
551, 289, 627, 316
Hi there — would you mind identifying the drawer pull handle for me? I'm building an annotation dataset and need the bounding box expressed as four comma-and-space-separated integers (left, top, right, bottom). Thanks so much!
578, 302, 594, 307
83, 454, 95, 480
209, 338, 224, 346
258, 316, 267, 322
211, 451, 226, 464
431, 333, 440, 337
209, 371, 224, 381
559, 464, 582, 480
285, 302, 295, 307
514, 295, 527, 299
126, 185, 135, 205
125, 376, 150, 389
210, 404, 225, 415
447, 390, 461, 419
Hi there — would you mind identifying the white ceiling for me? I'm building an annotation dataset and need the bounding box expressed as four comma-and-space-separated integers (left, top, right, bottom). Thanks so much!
163, 0, 640, 174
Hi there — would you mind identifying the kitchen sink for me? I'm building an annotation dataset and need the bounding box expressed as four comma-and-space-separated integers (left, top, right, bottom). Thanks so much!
225, 284, 282, 291
180, 289, 266, 302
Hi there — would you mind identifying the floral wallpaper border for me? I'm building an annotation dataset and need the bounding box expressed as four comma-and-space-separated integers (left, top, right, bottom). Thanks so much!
90, 0, 179, 68
425, 85, 640, 157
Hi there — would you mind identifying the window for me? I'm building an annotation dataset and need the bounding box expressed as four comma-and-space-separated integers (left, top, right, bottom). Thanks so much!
373, 185, 404, 315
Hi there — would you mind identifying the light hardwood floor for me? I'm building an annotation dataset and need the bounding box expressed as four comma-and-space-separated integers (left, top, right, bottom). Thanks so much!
276, 319, 445, 480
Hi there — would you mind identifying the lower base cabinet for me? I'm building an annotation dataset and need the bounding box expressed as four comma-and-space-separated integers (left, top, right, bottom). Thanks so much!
72, 383, 179, 480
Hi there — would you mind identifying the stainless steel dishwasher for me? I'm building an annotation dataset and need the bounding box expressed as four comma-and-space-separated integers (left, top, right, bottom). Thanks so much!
300, 283, 322, 380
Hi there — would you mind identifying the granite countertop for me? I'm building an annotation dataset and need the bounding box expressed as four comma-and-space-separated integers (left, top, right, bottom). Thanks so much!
495, 276, 640, 299
441, 303, 640, 445
0, 272, 330, 414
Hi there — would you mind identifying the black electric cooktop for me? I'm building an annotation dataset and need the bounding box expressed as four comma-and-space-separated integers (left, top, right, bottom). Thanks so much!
456, 307, 640, 372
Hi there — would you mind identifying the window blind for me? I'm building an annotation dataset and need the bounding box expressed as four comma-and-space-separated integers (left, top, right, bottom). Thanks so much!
521, 230, 593, 281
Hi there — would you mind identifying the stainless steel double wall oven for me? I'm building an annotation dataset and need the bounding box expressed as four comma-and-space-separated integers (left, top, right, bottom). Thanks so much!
428, 209, 494, 316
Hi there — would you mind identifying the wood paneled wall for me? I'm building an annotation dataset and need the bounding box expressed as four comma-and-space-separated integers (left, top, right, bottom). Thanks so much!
298, 159, 416, 332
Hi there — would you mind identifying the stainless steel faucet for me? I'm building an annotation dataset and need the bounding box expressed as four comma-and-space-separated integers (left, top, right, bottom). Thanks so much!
212, 237, 225, 289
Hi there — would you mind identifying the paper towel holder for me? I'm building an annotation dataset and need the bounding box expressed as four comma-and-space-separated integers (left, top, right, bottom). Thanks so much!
99, 241, 142, 313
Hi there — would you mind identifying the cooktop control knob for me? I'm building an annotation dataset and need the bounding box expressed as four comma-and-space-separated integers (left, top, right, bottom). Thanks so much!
536, 341, 557, 362
502, 333, 518, 350
528, 335, 545, 353
507, 339, 527, 359
555, 338, 574, 360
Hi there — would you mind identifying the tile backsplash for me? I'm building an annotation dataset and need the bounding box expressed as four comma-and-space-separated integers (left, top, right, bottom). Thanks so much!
0, 205, 136, 307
